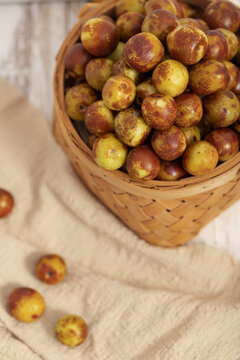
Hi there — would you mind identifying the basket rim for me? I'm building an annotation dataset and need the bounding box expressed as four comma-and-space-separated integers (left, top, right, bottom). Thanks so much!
53, 0, 240, 196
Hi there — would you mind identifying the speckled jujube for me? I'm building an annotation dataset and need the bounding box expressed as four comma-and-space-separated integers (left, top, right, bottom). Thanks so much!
56, 314, 88, 347
102, 75, 136, 111
217, 28, 239, 60
152, 59, 189, 97
205, 128, 239, 162
64, 43, 92, 80
93, 133, 128, 170
116, 11, 144, 42
65, 84, 98, 121
166, 25, 208, 65
175, 93, 203, 127
8, 287, 46, 322
126, 146, 160, 181
85, 58, 114, 91
114, 108, 151, 147
203, 30, 228, 61
189, 60, 229, 95
204, 0, 240, 33
157, 159, 186, 181
81, 18, 119, 56
0, 189, 14, 218
151, 125, 187, 161
141, 9, 179, 42
203, 89, 240, 128
84, 100, 115, 136
141, 93, 177, 130
182, 140, 219, 176
36, 254, 67, 285
123, 32, 165, 73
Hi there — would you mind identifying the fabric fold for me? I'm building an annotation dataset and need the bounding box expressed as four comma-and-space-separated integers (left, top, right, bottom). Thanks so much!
0, 77, 239, 360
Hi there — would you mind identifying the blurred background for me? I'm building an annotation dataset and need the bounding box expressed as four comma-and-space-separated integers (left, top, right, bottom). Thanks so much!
0, 0, 86, 120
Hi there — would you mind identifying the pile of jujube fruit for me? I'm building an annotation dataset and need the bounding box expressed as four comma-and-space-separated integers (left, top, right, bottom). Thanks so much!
64, 0, 240, 181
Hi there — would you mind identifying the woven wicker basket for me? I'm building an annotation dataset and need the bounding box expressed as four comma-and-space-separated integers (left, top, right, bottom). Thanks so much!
53, 0, 240, 247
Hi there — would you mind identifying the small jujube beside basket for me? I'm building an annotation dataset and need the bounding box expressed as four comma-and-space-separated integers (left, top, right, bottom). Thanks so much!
53, 0, 240, 247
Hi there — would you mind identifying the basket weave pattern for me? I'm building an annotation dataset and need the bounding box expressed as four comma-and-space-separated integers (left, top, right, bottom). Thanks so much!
53, 0, 240, 247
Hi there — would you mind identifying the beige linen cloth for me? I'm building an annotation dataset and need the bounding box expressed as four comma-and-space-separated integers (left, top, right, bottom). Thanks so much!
0, 76, 240, 360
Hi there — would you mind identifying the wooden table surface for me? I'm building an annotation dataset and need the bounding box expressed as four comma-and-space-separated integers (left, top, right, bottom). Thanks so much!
1, 1, 240, 259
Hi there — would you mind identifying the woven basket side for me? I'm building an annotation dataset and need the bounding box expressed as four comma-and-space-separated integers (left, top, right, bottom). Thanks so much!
53, 111, 240, 247
52, 0, 240, 247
